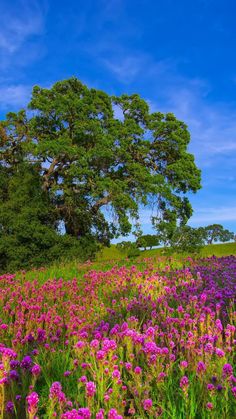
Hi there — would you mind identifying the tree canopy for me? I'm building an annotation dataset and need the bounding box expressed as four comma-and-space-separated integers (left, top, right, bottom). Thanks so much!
199, 224, 234, 245
136, 234, 160, 249
0, 77, 201, 271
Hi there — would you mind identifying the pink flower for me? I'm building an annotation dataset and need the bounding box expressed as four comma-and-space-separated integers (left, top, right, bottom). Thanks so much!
134, 366, 142, 375
143, 399, 152, 411
112, 369, 121, 380
206, 402, 213, 410
26, 392, 39, 415
215, 348, 225, 358
232, 387, 236, 398
108, 408, 122, 419
62, 409, 82, 419
31, 364, 41, 376
78, 407, 91, 418
180, 361, 188, 369
125, 362, 132, 370
197, 361, 206, 374
96, 409, 105, 419
180, 376, 189, 391
86, 381, 96, 397
222, 363, 233, 377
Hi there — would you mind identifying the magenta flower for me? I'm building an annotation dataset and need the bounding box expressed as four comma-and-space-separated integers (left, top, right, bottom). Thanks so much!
108, 408, 122, 419
143, 399, 153, 411
31, 364, 41, 376
222, 363, 233, 377
197, 361, 206, 374
96, 409, 105, 419
134, 366, 142, 375
78, 407, 91, 418
180, 376, 189, 391
86, 381, 96, 397
26, 392, 39, 416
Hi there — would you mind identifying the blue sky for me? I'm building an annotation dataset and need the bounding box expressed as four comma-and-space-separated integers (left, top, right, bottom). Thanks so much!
0, 0, 236, 240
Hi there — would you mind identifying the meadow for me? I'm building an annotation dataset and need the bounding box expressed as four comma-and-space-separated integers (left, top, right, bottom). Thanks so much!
0, 248, 235, 418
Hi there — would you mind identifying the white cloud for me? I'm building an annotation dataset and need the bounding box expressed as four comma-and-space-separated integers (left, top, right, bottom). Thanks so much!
103, 56, 143, 83
0, 85, 31, 109
190, 206, 236, 224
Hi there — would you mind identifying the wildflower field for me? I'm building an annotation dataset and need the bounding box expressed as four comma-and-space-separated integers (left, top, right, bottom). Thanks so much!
0, 255, 235, 418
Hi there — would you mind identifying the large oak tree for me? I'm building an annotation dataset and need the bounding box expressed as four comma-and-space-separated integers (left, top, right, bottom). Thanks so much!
0, 77, 201, 260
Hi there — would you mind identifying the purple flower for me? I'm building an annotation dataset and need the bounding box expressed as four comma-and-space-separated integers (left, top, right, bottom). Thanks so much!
180, 376, 189, 391
222, 363, 233, 377
21, 356, 32, 370
31, 364, 41, 376
9, 370, 19, 381
6, 401, 14, 414
197, 361, 206, 374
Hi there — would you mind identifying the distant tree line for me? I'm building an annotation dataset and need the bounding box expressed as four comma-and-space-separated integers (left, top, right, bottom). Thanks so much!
131, 224, 234, 254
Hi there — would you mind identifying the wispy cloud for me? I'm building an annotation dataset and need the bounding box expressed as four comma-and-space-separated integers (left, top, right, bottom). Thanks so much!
0, 85, 31, 109
190, 206, 236, 224
0, 0, 45, 54
0, 0, 47, 74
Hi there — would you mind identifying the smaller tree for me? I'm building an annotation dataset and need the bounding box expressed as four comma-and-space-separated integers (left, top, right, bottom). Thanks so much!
136, 234, 159, 250
165, 225, 205, 254
201, 224, 234, 245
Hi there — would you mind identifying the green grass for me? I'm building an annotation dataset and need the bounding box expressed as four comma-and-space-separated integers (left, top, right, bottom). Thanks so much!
16, 241, 236, 284
97, 241, 236, 259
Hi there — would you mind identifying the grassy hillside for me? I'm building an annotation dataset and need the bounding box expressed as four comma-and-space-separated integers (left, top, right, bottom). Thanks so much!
14, 241, 236, 283
97, 241, 236, 260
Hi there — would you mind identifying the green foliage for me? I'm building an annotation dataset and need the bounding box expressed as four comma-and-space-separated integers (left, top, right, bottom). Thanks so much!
116, 241, 133, 252
165, 225, 205, 254
116, 241, 141, 258
199, 224, 234, 245
0, 164, 98, 272
127, 246, 141, 259
0, 77, 201, 271
136, 234, 159, 249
